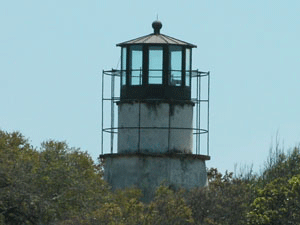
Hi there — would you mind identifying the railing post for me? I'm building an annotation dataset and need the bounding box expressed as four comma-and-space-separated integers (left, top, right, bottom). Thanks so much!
101, 70, 104, 155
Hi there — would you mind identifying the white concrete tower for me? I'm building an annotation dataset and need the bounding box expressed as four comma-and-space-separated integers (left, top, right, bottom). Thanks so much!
101, 21, 210, 201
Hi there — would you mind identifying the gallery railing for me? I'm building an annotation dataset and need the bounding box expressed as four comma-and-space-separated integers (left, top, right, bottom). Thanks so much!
101, 69, 210, 156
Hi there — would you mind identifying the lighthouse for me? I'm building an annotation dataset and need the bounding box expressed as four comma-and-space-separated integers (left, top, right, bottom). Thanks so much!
100, 21, 210, 201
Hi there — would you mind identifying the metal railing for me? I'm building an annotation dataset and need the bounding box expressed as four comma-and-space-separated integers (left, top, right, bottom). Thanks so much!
101, 69, 210, 156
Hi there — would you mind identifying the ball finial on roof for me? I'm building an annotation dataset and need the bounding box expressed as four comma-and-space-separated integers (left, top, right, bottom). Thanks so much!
152, 20, 162, 34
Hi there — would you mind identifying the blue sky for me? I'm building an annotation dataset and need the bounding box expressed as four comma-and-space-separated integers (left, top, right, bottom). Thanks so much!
1, 0, 299, 174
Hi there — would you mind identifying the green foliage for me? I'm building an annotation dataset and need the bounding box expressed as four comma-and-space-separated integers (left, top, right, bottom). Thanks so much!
187, 168, 253, 225
35, 140, 109, 223
247, 148, 300, 225
260, 145, 300, 185
84, 186, 194, 225
88, 188, 145, 225
2, 129, 300, 225
0, 130, 109, 224
146, 185, 194, 225
0, 130, 40, 224
247, 175, 300, 224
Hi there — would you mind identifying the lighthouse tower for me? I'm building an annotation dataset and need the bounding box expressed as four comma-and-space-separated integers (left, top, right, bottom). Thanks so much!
101, 21, 210, 201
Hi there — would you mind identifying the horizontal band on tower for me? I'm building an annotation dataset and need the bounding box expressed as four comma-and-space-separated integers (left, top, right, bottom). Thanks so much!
100, 152, 211, 161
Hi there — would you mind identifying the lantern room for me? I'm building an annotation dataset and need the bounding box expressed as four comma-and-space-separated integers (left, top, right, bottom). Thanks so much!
117, 20, 196, 100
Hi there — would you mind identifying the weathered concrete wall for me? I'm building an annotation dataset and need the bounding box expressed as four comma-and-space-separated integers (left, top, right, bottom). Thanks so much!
103, 154, 208, 202
118, 102, 193, 154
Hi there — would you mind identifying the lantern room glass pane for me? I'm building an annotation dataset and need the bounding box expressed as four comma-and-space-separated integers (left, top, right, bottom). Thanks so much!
169, 46, 182, 86
149, 46, 163, 84
121, 47, 127, 86
130, 45, 143, 85
185, 48, 191, 86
